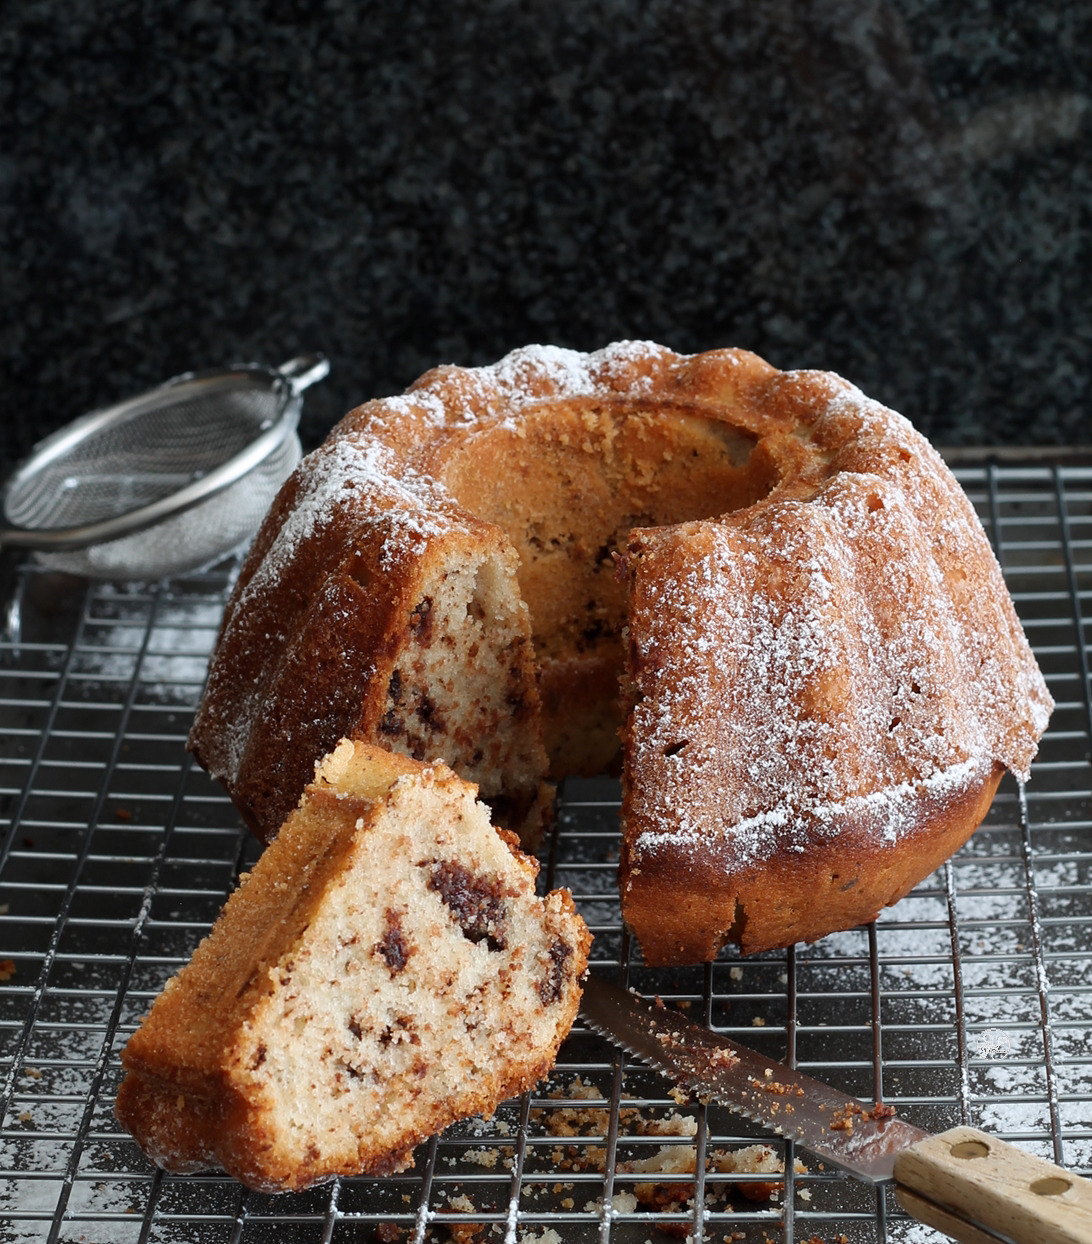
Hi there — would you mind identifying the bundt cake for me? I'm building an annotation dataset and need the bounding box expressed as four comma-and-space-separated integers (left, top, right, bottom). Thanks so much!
116, 740, 590, 1192
189, 341, 1052, 963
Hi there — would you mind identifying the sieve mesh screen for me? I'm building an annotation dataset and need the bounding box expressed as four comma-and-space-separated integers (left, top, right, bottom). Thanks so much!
4, 386, 282, 531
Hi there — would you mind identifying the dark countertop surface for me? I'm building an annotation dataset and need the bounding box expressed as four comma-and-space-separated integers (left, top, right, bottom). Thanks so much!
3, 0, 1091, 469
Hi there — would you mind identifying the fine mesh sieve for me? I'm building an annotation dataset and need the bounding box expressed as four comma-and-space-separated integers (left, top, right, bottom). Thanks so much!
0, 354, 328, 580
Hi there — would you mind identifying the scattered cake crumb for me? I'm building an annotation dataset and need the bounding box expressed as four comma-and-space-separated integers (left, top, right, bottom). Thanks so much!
462, 1148, 499, 1168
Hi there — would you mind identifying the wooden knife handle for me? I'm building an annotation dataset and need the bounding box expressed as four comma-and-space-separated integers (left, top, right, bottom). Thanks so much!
893, 1126, 1092, 1244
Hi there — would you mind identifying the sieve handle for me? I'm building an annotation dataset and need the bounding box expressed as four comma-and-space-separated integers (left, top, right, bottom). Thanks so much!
277, 355, 330, 395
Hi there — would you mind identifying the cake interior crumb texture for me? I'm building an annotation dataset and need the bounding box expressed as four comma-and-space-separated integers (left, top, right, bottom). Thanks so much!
375, 540, 547, 812
116, 741, 590, 1192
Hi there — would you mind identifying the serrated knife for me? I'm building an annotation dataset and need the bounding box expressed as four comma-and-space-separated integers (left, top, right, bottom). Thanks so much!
581, 975, 1092, 1244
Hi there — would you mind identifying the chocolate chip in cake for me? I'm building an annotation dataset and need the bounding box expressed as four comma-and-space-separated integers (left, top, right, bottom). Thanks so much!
537, 936, 573, 1005
409, 597, 434, 644
427, 860, 508, 951
378, 1016, 419, 1047
376, 911, 409, 973
415, 693, 443, 730
387, 668, 404, 704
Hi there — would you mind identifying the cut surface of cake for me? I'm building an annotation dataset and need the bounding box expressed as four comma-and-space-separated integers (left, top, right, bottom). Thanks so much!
115, 741, 591, 1192
189, 341, 1053, 962
189, 450, 548, 845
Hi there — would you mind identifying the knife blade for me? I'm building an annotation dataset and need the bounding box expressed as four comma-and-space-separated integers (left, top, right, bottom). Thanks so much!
580, 975, 1092, 1244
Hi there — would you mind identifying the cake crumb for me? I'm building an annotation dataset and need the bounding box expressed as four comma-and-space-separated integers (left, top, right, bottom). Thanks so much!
463, 1148, 500, 1168
728, 966, 743, 981
752, 1016, 765, 1026
443, 1193, 486, 1244
0, 960, 16, 982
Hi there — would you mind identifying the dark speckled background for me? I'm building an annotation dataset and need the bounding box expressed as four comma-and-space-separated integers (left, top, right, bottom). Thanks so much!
2, 0, 1091, 468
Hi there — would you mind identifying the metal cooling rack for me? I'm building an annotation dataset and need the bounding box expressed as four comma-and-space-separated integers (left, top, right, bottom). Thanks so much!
1, 461, 1090, 1244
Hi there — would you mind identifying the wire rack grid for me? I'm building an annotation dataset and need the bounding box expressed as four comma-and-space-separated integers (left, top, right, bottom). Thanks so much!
0, 461, 1090, 1244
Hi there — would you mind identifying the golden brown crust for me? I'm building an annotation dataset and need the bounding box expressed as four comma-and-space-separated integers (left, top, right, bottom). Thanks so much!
118, 1044, 571, 1191
623, 762, 1004, 963
115, 1070, 222, 1175
189, 345, 792, 839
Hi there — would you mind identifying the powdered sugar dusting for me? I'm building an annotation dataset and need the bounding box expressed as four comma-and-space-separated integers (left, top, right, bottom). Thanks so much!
635, 755, 990, 863
625, 453, 1049, 872
378, 389, 451, 426
409, 341, 674, 428
362, 341, 671, 434
243, 437, 448, 603
211, 437, 455, 784
490, 344, 601, 399
484, 340, 667, 404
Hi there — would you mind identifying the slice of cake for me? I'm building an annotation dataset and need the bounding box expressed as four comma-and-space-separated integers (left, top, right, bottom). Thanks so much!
115, 740, 591, 1192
